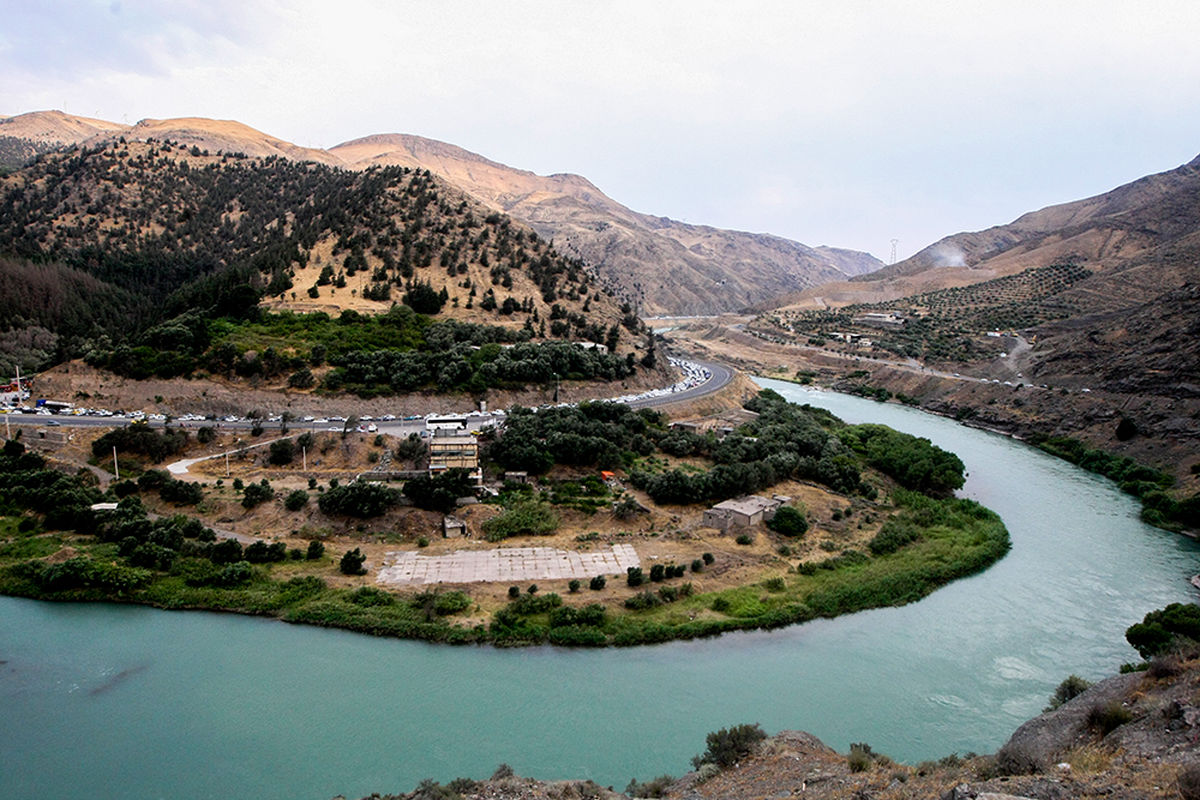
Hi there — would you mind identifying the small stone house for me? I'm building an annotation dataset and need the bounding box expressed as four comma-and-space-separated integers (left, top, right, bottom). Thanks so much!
702, 495, 786, 533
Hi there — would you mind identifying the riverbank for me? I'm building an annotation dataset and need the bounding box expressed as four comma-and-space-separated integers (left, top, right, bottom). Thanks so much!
0, 488, 1009, 648
0, 388, 1010, 649
5, 382, 1197, 799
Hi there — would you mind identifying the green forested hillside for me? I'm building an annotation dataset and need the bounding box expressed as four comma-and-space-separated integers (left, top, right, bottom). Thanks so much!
0, 139, 643, 383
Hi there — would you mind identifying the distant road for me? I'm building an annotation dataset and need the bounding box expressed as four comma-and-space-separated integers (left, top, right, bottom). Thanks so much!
627, 359, 733, 409
2, 357, 738, 436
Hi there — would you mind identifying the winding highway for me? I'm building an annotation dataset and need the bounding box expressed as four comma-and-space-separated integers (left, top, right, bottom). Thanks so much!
1, 356, 737, 438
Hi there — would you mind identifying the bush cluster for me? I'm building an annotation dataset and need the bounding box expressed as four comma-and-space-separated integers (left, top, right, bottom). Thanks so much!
319, 480, 402, 517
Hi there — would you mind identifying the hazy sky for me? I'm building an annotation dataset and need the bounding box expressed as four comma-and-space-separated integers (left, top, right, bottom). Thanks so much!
4, 0, 1199, 261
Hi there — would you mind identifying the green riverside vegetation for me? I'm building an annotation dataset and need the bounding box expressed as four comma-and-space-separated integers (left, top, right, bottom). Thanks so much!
0, 392, 1011, 647
1028, 433, 1199, 532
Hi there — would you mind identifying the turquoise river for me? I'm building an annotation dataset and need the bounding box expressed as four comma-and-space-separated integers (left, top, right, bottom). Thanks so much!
2, 378, 1197, 799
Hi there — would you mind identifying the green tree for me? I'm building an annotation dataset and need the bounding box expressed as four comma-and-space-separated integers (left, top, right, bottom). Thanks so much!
318, 481, 402, 517
268, 438, 296, 466
767, 505, 808, 537
339, 547, 367, 575
691, 723, 767, 769
402, 469, 473, 513
284, 489, 309, 511
1126, 603, 1200, 658
241, 479, 273, 509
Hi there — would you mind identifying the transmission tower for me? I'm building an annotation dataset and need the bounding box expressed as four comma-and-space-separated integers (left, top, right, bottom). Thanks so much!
889, 239, 899, 265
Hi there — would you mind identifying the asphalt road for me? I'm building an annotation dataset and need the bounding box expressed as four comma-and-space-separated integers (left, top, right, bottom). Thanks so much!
1, 356, 737, 435
627, 359, 733, 408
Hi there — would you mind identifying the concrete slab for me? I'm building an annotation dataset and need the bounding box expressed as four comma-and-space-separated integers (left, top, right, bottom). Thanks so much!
376, 544, 641, 586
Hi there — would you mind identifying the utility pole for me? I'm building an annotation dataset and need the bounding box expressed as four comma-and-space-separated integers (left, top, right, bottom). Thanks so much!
302, 446, 307, 472
112, 446, 119, 480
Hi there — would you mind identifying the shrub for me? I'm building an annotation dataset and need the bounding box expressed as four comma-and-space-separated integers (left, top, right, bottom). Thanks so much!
767, 505, 808, 537
481, 500, 559, 541
403, 469, 474, 513
691, 559, 704, 573
508, 585, 520, 599
268, 438, 295, 465
339, 547, 367, 575
649, 563, 666, 582
549, 604, 607, 628
702, 552, 714, 565
589, 574, 606, 590
624, 775, 674, 798
625, 590, 662, 610
1125, 603, 1200, 658
319, 481, 402, 517
243, 540, 287, 563
626, 566, 644, 587
691, 723, 767, 769
348, 586, 394, 606
92, 426, 188, 463
1086, 701, 1133, 735
433, 591, 471, 615
210, 538, 244, 565
199, 561, 248, 586
869, 519, 920, 555
284, 490, 309, 511
1045, 674, 1092, 711
159, 478, 203, 506
847, 742, 874, 773
735, 533, 754, 545
305, 540, 324, 560
417, 537, 430, 548
241, 480, 273, 509
568, 579, 581, 593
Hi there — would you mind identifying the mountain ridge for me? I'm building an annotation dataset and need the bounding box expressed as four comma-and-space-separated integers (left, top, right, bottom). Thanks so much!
0, 110, 881, 315
332, 132, 882, 314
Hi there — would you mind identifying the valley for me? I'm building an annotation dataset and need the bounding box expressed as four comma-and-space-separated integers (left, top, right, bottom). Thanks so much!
1, 107, 1199, 800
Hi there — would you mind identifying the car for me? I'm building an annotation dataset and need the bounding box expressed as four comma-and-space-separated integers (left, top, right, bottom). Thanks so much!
367, 423, 377, 432
45, 420, 61, 426
328, 426, 342, 431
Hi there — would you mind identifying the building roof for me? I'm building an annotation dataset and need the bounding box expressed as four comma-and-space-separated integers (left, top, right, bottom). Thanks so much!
711, 495, 778, 516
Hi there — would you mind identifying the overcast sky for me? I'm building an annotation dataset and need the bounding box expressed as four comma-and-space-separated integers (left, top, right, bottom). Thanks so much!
4, 0, 1199, 261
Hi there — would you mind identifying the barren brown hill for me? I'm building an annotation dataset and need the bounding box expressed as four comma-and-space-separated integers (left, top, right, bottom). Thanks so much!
0, 109, 126, 145
117, 117, 344, 166
331, 133, 882, 315
0, 112, 882, 315
779, 152, 1200, 312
